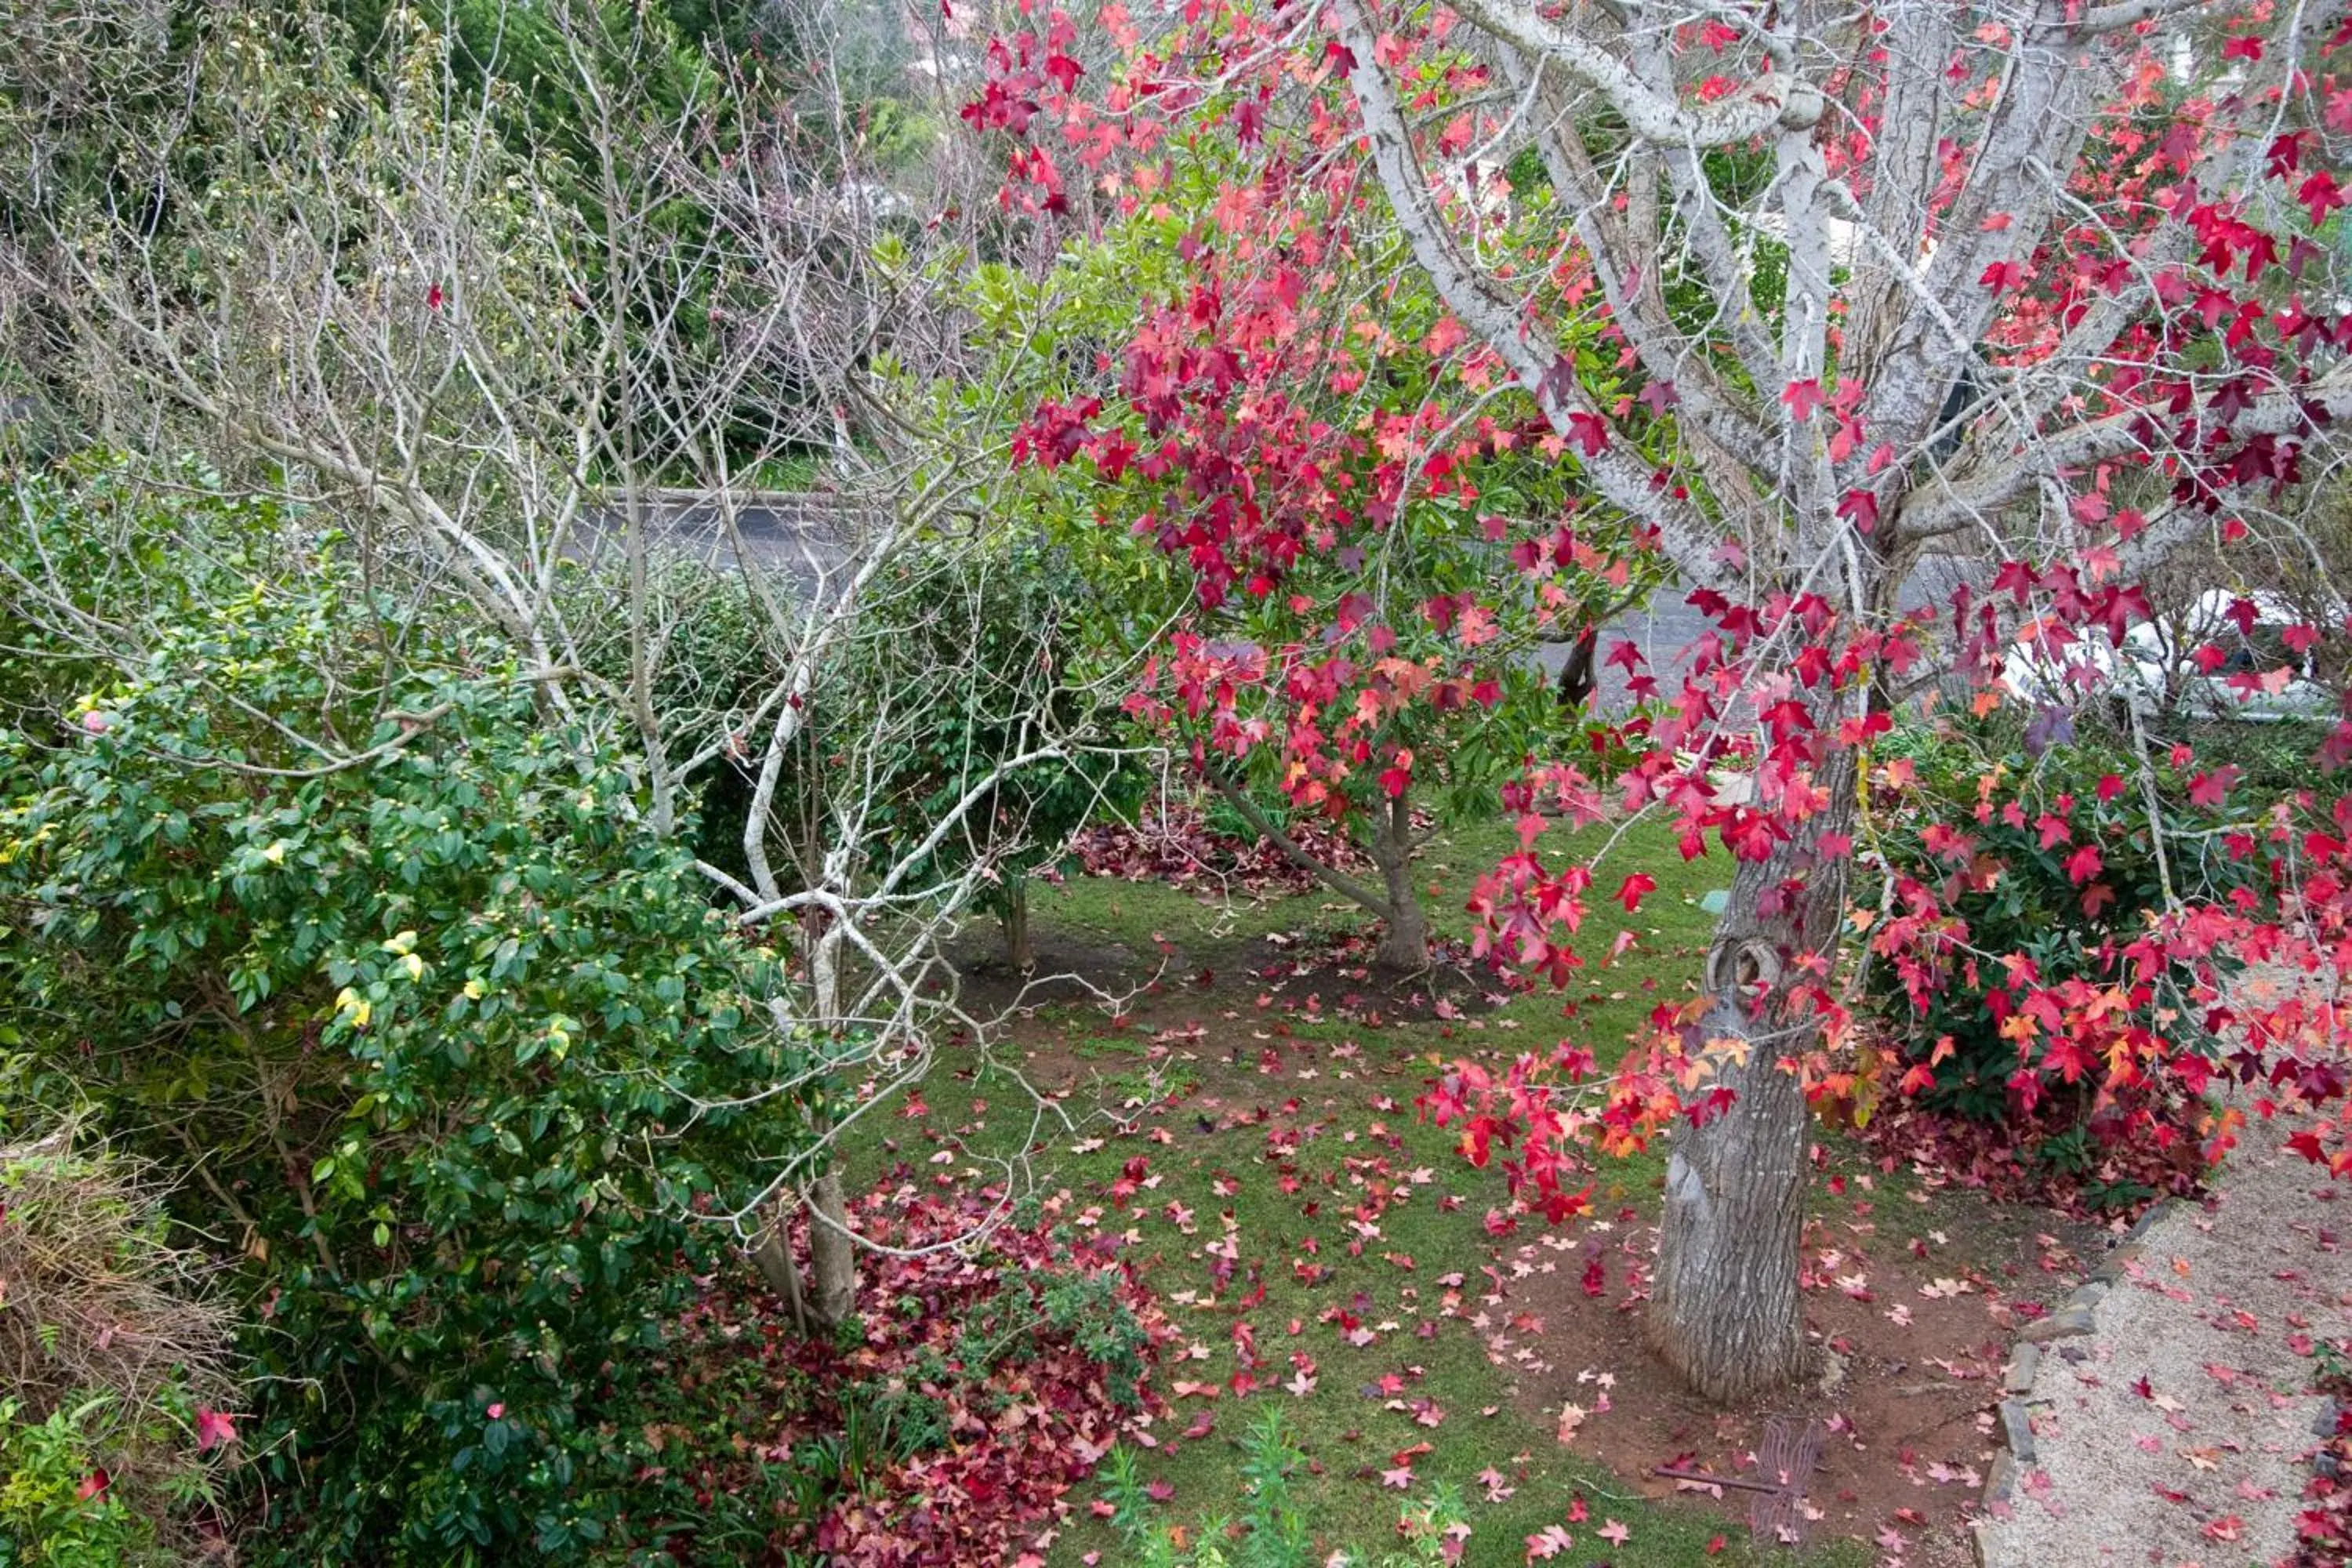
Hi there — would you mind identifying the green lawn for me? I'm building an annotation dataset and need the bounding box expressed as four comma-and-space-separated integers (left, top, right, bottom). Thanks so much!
831, 815, 1881, 1566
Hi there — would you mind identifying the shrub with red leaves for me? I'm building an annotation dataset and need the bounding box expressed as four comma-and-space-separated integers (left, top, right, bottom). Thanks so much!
1852, 1089, 2209, 1223
2296, 1396, 2352, 1567
669, 1173, 1173, 1568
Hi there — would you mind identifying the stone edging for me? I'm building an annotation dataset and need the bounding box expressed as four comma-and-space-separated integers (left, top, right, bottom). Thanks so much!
1969, 1194, 2185, 1567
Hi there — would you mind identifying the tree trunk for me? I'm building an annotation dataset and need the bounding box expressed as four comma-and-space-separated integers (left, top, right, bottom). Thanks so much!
750, 1203, 811, 1337
806, 1168, 856, 1329
797, 921, 858, 1331
1001, 878, 1033, 972
1207, 770, 1421, 960
1369, 793, 1429, 971
1647, 746, 1859, 1403
1555, 623, 1600, 713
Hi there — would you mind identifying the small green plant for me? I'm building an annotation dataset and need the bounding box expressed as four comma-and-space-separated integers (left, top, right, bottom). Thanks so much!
946, 1255, 1156, 1409
1091, 1410, 1468, 1568
0, 1397, 147, 1568
1095, 1443, 1159, 1547
0, 1131, 236, 1567
1040, 1272, 1157, 1408
844, 1377, 951, 1460
2080, 1176, 2158, 1214
2034, 1125, 2096, 1178
1231, 1406, 1310, 1568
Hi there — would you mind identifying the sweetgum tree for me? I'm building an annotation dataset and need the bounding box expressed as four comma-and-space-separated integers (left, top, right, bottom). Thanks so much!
980, 0, 2352, 1399
970, 27, 1662, 969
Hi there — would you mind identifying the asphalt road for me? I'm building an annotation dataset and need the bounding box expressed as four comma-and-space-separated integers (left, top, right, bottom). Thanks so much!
577, 494, 863, 599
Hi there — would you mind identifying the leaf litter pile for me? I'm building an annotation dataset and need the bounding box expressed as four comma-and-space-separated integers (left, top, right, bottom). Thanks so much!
2300, 1362, 2352, 1567
1068, 807, 1431, 899
652, 1176, 1174, 1566
1856, 1091, 2210, 1223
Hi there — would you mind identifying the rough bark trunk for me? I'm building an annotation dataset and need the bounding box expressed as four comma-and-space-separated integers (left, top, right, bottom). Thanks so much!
1001, 878, 1033, 972
1370, 793, 1429, 971
1647, 746, 1860, 1403
806, 1169, 856, 1329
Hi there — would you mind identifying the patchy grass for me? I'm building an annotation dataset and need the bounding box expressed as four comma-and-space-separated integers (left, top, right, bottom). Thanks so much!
829, 811, 2047, 1566
1034, 866, 1345, 951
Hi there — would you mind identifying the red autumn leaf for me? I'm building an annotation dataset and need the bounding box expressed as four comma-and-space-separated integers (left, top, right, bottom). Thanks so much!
1525, 1524, 1574, 1559
2188, 768, 2239, 809
195, 1407, 238, 1453
1565, 411, 1611, 456
1836, 488, 1879, 533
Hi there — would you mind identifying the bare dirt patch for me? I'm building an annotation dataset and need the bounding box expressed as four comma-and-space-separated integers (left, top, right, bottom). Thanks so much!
1474, 1174, 2101, 1566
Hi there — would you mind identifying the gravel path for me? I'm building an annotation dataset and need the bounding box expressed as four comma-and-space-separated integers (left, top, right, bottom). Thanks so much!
1977, 1109, 2350, 1568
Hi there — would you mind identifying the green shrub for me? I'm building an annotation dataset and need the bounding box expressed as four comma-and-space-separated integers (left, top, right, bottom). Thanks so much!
0, 476, 818, 1563
2163, 715, 2334, 800
860, 537, 1134, 925
0, 1398, 145, 1568
678, 533, 1138, 965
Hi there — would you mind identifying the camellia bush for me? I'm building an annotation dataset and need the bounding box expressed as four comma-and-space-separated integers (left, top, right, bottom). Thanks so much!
0, 472, 815, 1560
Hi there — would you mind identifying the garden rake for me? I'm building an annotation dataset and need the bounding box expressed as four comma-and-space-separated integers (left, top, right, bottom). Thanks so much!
1650, 1415, 1824, 1547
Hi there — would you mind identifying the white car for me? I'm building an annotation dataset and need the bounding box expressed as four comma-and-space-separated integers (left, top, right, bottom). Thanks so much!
2002, 589, 2339, 724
